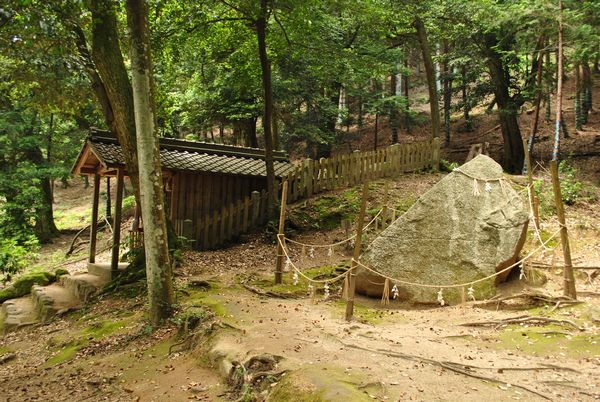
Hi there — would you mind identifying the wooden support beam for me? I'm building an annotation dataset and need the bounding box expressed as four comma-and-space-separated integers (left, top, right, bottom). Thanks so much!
275, 180, 289, 284
89, 173, 100, 264
549, 161, 577, 299
345, 182, 369, 321
111, 168, 125, 279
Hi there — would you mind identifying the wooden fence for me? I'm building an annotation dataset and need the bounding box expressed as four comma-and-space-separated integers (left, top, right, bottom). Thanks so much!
175, 138, 440, 250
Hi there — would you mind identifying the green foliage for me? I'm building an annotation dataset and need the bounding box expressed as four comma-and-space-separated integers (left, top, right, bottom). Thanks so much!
558, 161, 583, 205
0, 236, 39, 279
439, 159, 459, 172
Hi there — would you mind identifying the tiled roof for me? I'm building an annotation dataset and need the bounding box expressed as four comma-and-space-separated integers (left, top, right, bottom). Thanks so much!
74, 130, 294, 178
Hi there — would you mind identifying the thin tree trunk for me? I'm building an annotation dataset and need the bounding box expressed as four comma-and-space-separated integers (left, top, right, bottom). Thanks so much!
404, 59, 411, 133
390, 73, 399, 143
575, 62, 582, 130
89, 0, 140, 204
482, 32, 524, 173
413, 16, 440, 139
461, 65, 472, 131
582, 61, 593, 119
374, 113, 379, 150
256, 0, 277, 217
126, 0, 174, 325
526, 44, 545, 165
552, 0, 564, 161
442, 40, 452, 146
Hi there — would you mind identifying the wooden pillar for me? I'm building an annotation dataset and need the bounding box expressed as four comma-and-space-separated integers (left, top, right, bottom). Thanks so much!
549, 161, 577, 299
111, 169, 125, 279
275, 181, 289, 284
345, 182, 369, 321
89, 173, 100, 264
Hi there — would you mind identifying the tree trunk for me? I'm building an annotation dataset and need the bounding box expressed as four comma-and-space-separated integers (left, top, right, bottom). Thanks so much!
482, 32, 524, 173
25, 145, 59, 242
413, 16, 440, 139
390, 73, 399, 143
552, 0, 564, 161
89, 0, 140, 203
526, 44, 545, 163
256, 0, 277, 217
461, 66, 472, 131
404, 59, 411, 133
442, 40, 452, 146
582, 61, 593, 120
575, 62, 582, 130
544, 47, 552, 122
374, 113, 379, 150
126, 0, 174, 325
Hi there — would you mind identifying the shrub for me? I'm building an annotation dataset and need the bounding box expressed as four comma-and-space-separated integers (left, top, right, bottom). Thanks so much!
0, 271, 56, 303
558, 161, 583, 205
0, 236, 39, 280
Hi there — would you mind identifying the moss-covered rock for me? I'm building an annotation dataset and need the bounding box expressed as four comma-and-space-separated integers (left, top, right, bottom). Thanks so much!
0, 271, 57, 303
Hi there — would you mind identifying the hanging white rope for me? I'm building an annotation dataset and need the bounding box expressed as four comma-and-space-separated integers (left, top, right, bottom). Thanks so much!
293, 271, 299, 286
323, 283, 330, 299
437, 289, 445, 306
391, 283, 399, 300
467, 286, 475, 301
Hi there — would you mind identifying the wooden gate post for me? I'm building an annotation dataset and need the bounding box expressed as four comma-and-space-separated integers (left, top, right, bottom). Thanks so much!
111, 168, 124, 280
382, 182, 389, 228
89, 173, 100, 264
345, 182, 369, 321
275, 181, 289, 284
549, 161, 577, 299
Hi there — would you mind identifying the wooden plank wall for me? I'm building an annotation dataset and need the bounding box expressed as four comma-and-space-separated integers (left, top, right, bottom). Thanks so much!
171, 138, 440, 250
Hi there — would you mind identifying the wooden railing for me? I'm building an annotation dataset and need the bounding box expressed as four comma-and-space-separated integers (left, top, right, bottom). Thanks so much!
283, 138, 440, 202
175, 138, 440, 250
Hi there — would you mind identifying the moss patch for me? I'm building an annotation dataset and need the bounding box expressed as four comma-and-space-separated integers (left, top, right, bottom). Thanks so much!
332, 300, 404, 325
43, 316, 135, 368
493, 325, 600, 358
246, 263, 350, 298
268, 366, 371, 402
289, 188, 361, 231
0, 271, 57, 303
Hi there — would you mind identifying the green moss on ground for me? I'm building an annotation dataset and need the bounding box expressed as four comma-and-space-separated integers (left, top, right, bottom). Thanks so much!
246, 263, 350, 298
332, 300, 405, 325
268, 366, 371, 402
43, 316, 136, 368
289, 188, 361, 230
0, 346, 13, 356
495, 325, 600, 358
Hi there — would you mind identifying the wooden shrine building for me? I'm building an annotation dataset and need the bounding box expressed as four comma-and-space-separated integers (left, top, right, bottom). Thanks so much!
72, 129, 293, 276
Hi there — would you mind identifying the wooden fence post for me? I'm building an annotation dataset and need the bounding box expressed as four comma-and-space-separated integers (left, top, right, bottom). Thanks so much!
345, 182, 369, 321
275, 181, 289, 284
549, 161, 577, 299
305, 158, 314, 197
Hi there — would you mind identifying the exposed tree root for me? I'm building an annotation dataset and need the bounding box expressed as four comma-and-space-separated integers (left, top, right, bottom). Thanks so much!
242, 284, 297, 299
228, 353, 286, 401
338, 341, 552, 400
460, 315, 584, 331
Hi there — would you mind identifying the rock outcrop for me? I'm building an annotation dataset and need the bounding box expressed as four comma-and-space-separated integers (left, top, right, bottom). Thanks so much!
356, 155, 529, 304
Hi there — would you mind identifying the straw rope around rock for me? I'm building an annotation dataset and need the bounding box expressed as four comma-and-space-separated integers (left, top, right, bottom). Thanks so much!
277, 227, 561, 292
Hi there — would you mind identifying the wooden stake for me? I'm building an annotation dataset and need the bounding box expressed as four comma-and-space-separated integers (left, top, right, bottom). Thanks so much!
345, 182, 369, 321
89, 173, 100, 264
275, 180, 289, 284
111, 168, 124, 279
549, 161, 577, 299
522, 138, 540, 229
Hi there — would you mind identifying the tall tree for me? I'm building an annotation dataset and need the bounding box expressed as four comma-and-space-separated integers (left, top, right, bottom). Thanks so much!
126, 0, 174, 324
413, 16, 440, 139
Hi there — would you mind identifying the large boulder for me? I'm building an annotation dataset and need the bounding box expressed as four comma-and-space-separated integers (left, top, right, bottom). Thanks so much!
356, 155, 529, 304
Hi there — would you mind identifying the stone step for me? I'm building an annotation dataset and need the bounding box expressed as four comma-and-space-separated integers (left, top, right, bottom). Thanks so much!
31, 283, 80, 323
0, 297, 37, 333
60, 273, 107, 302
87, 262, 129, 282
